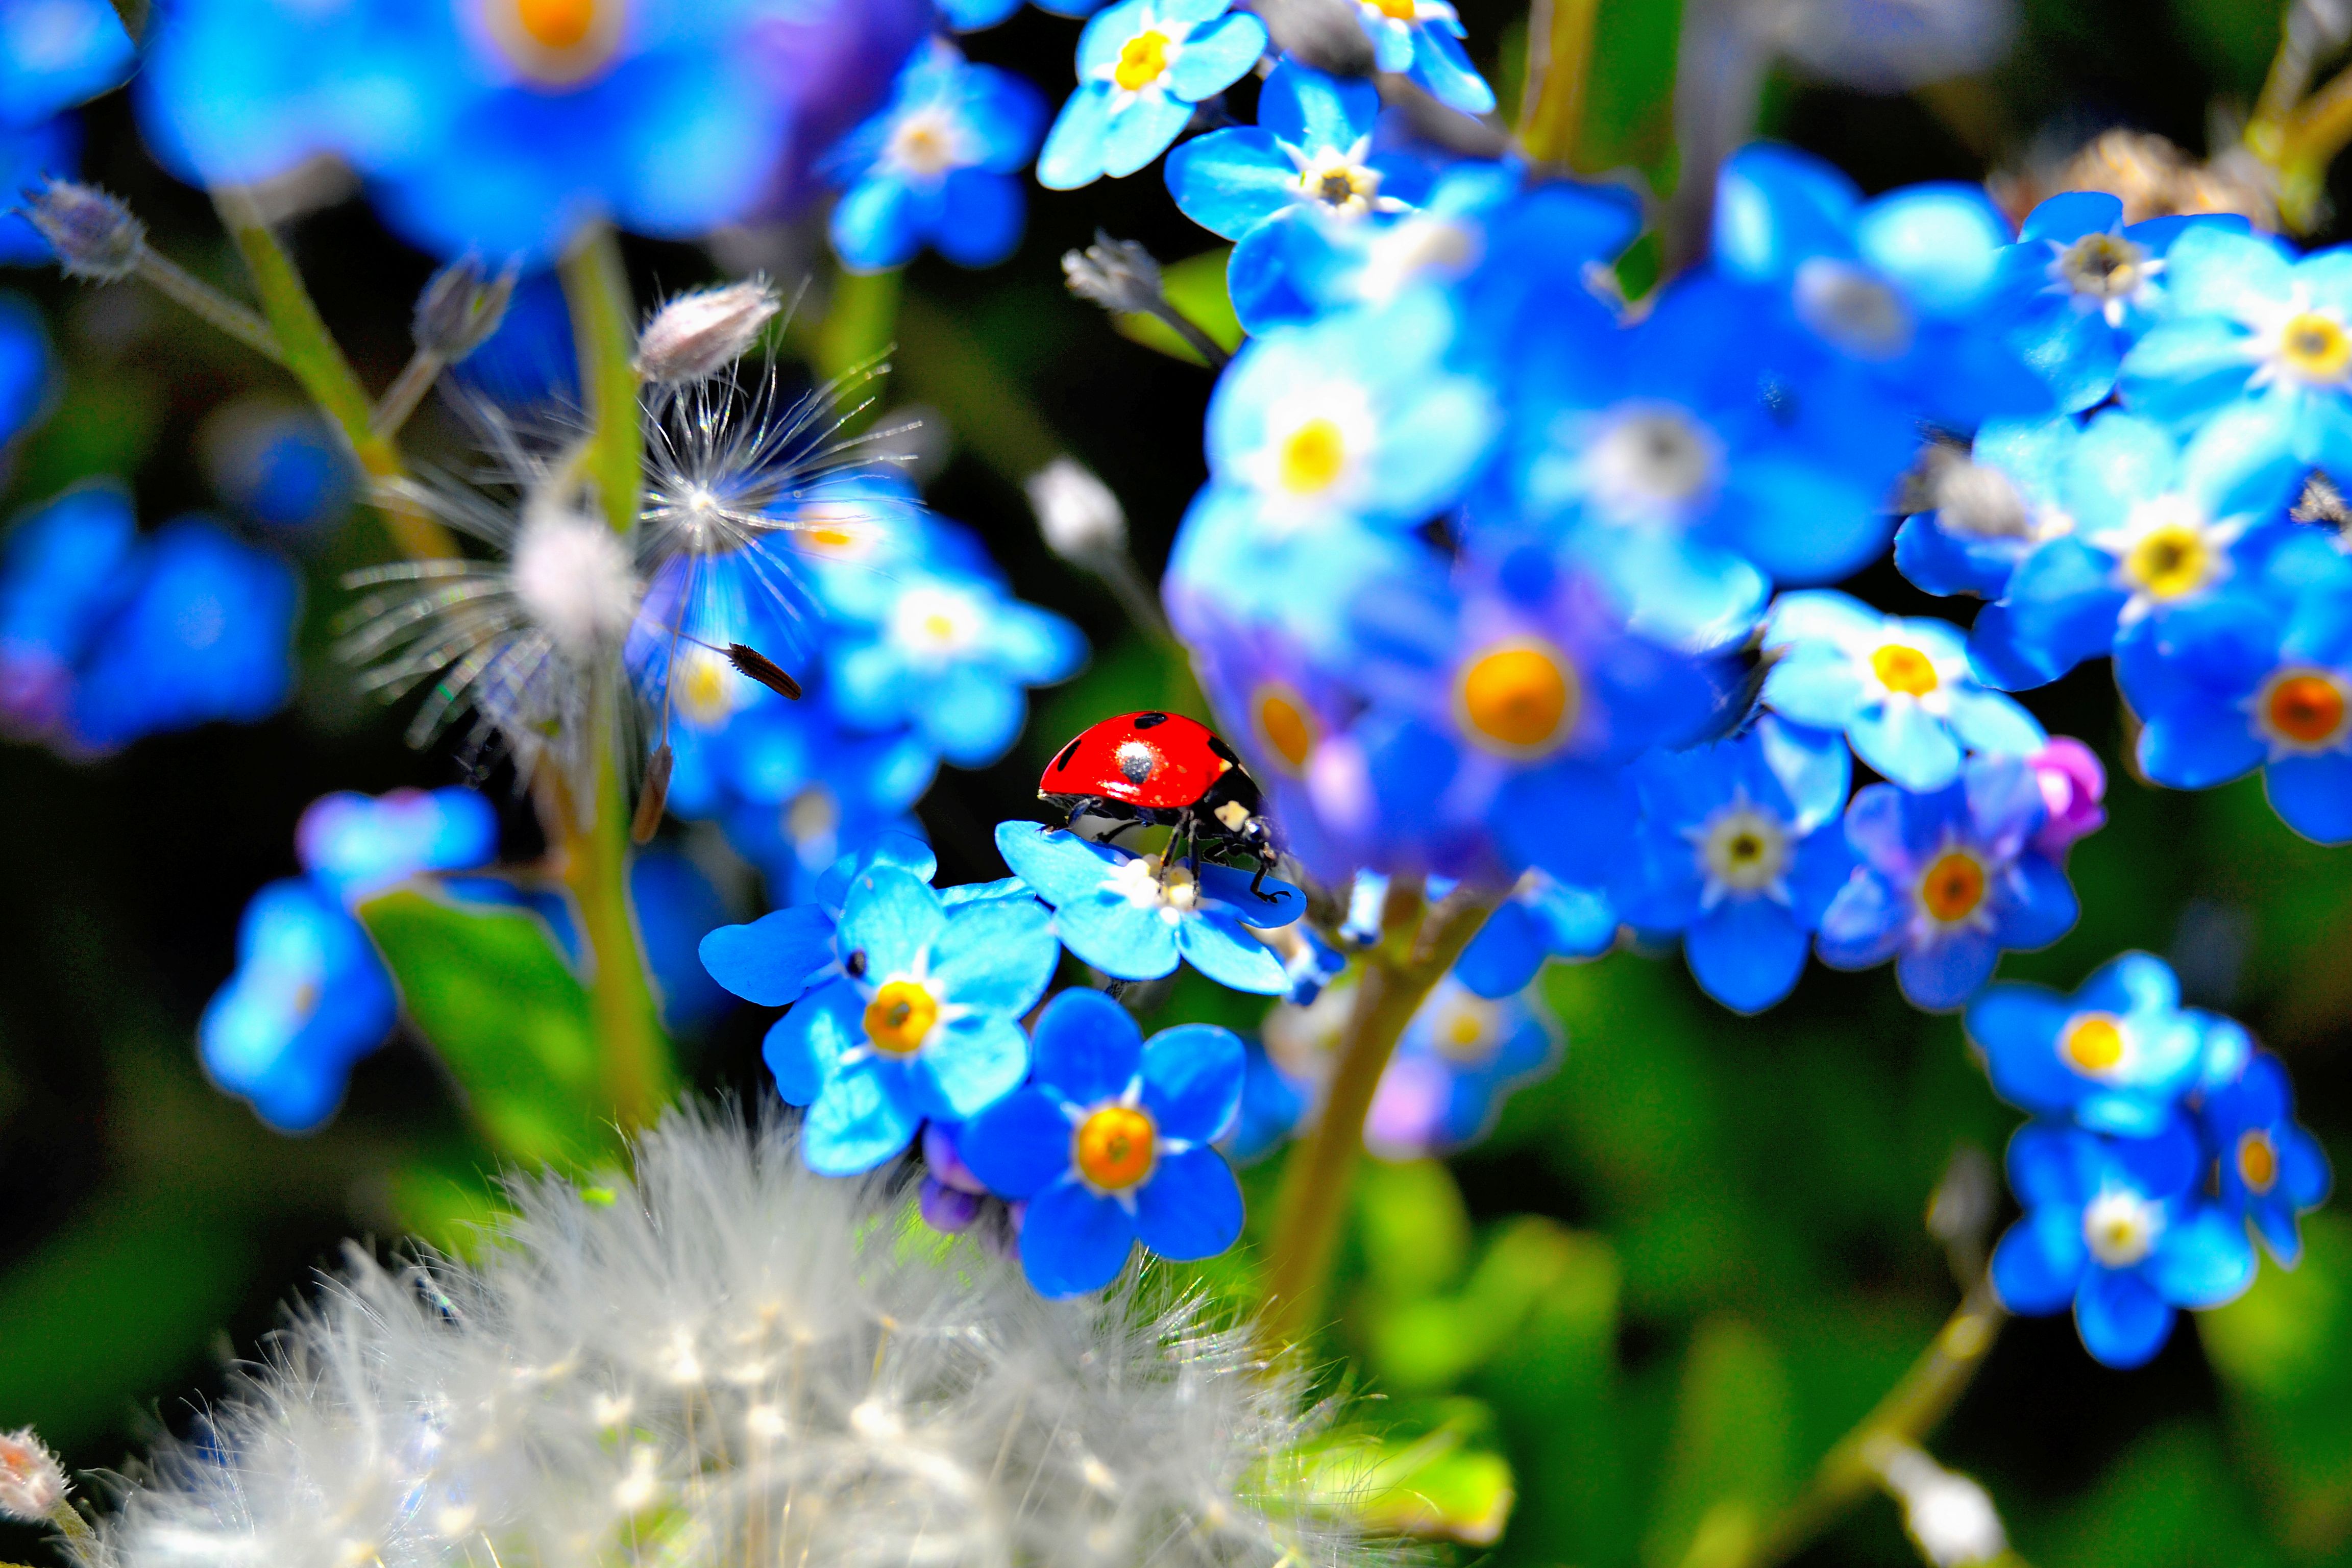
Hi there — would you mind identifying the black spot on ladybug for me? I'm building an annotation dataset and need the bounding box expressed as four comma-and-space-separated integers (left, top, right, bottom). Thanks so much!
1116, 740, 1158, 783
1132, 712, 1170, 728
1206, 734, 1241, 763
1052, 737, 1083, 773
845, 949, 868, 978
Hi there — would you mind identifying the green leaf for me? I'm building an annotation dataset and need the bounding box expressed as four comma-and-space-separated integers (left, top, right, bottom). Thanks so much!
1579, 0, 1684, 185
1116, 249, 1244, 365
1641, 1316, 1797, 1568
1356, 1158, 1473, 1303
1299, 1396, 1518, 1545
358, 886, 618, 1169
2033, 1424, 2286, 1568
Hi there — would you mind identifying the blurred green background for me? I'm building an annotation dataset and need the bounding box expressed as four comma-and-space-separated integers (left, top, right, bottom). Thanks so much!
5, 1, 2352, 1565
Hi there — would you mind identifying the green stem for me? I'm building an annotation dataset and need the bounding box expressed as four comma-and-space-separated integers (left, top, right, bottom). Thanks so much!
812, 266, 904, 427
1515, 0, 1602, 166
558, 225, 643, 536
894, 291, 1061, 482
554, 231, 672, 1134
133, 249, 283, 364
1734, 1278, 2007, 1568
212, 186, 456, 560
1259, 881, 1500, 1349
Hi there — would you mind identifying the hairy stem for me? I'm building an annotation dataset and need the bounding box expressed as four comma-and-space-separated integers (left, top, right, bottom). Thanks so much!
559, 225, 643, 535
1734, 1278, 2008, 1568
212, 186, 457, 559
133, 249, 283, 364
1259, 880, 1499, 1349
553, 232, 672, 1133
369, 349, 446, 439
1515, 0, 1601, 165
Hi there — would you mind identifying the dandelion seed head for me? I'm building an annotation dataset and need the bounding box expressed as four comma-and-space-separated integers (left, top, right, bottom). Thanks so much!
509, 498, 640, 659
89, 1107, 1387, 1568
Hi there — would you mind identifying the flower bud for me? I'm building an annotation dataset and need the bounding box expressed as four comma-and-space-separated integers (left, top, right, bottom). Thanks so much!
0, 1427, 67, 1521
1250, 0, 1376, 77
414, 254, 517, 363
1872, 1443, 2007, 1567
1025, 458, 1127, 561
2028, 736, 2107, 860
1062, 232, 1166, 318
23, 178, 144, 281
633, 279, 780, 385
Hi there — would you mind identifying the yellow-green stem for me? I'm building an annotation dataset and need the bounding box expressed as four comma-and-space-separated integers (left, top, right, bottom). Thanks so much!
812, 266, 904, 427
212, 187, 456, 560
1259, 880, 1499, 1349
554, 229, 673, 1132
1732, 1277, 2008, 1568
1516, 0, 1602, 166
559, 225, 643, 536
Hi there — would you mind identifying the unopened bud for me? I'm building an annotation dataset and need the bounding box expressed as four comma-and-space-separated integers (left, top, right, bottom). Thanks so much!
1063, 233, 1165, 318
414, 254, 517, 363
1871, 1443, 2007, 1568
0, 1427, 67, 1521
1930, 451, 2032, 540
633, 278, 780, 384
1026, 458, 1128, 560
1251, 0, 1376, 76
23, 178, 144, 281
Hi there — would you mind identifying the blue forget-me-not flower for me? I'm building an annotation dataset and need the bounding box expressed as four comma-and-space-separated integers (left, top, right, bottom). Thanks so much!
1966, 950, 2215, 1136
960, 987, 1246, 1296
1035, 0, 1268, 189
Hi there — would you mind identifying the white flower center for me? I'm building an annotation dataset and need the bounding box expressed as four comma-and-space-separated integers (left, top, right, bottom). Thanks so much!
1292, 143, 1383, 219
887, 104, 970, 178
2081, 1187, 2163, 1268
889, 584, 983, 657
1584, 403, 1723, 517
1689, 794, 1792, 904
1105, 854, 1199, 924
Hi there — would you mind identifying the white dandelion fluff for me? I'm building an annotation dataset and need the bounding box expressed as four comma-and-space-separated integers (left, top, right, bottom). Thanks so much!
77, 1106, 1383, 1568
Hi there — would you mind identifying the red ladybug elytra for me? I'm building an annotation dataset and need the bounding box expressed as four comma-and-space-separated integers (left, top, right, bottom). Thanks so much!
1038, 711, 1282, 899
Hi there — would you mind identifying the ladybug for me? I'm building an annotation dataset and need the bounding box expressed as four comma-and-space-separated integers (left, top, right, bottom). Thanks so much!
1039, 710, 1282, 899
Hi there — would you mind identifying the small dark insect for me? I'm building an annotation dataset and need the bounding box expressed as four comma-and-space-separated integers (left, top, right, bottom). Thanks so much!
844, 949, 869, 978
726, 643, 804, 700
631, 742, 675, 844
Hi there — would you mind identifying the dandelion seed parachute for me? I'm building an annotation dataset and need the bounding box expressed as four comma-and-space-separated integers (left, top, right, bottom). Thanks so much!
93, 1108, 1381, 1568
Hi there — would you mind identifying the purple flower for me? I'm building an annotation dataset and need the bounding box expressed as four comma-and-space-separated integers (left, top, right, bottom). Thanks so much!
1816, 754, 2080, 1010
2027, 737, 2108, 860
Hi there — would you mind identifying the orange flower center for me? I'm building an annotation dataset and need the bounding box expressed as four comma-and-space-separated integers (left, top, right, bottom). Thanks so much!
1872, 643, 1939, 697
1919, 851, 1986, 923
1459, 644, 1577, 755
516, 0, 595, 46
2238, 1129, 2278, 1193
1253, 684, 1316, 773
1075, 1105, 1157, 1191
2060, 1014, 2125, 1074
2265, 670, 2348, 747
1114, 30, 1171, 91
1371, 0, 1419, 15
861, 980, 937, 1057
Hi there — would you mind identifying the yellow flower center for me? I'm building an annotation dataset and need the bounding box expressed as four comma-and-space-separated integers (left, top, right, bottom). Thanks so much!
1872, 643, 1939, 697
1278, 417, 1348, 494
2082, 1190, 2158, 1267
2280, 312, 2352, 381
1114, 30, 1171, 92
2058, 232, 2143, 301
2121, 523, 2210, 600
1252, 684, 1316, 773
1432, 997, 1500, 1061
1075, 1104, 1157, 1191
1458, 643, 1577, 755
888, 109, 963, 178
2262, 669, 2349, 748
2060, 1013, 2125, 1074
862, 980, 938, 1058
1370, 0, 1418, 15
1919, 851, 1986, 923
2238, 1129, 2278, 1193
489, 0, 622, 84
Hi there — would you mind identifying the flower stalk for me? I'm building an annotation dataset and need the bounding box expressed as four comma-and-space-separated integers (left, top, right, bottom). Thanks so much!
1731, 1277, 2009, 1568
1515, 0, 1602, 167
553, 228, 673, 1133
212, 186, 457, 559
1259, 878, 1500, 1348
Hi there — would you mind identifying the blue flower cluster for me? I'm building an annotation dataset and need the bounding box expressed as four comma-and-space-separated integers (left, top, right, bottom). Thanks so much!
136, 0, 932, 257
626, 472, 1082, 904
700, 831, 1283, 1295
0, 0, 129, 263
204, 788, 496, 1131
1970, 952, 2330, 1367
0, 484, 299, 755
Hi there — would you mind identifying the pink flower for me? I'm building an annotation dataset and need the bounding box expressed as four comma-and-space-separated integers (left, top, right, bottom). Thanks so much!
2029, 738, 2108, 860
